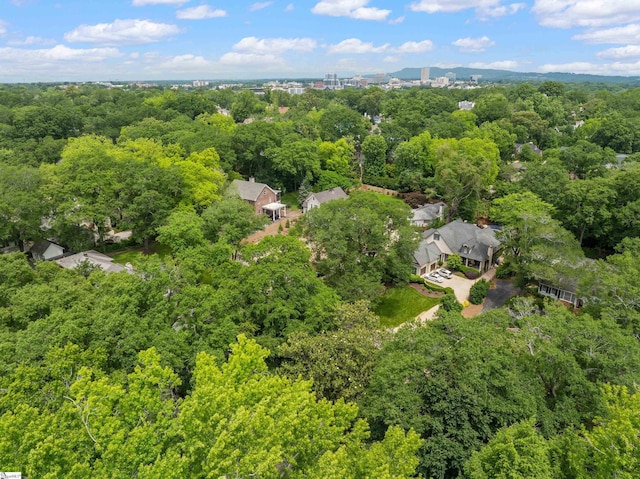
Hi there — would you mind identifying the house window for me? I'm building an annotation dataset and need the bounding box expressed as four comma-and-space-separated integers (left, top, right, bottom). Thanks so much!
434, 232, 440, 241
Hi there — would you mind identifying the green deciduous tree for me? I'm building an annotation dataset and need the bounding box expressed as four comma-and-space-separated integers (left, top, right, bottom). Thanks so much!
0, 164, 47, 250
201, 194, 268, 253
278, 301, 386, 403
301, 191, 419, 301
156, 206, 206, 254
361, 134, 388, 178
433, 137, 500, 219
465, 419, 553, 479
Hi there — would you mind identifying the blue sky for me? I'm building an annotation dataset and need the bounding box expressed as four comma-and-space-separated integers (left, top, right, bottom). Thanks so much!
1, 0, 640, 81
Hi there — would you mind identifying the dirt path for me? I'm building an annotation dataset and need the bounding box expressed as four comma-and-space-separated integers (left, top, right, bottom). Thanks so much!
243, 210, 303, 244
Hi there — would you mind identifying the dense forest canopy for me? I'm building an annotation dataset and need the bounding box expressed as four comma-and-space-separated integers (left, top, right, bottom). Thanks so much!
1, 81, 640, 478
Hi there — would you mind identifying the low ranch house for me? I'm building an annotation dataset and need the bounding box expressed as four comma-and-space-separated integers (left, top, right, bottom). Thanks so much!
413, 219, 500, 276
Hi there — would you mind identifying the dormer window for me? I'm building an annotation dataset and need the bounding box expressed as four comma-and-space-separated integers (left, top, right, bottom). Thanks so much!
434, 232, 440, 241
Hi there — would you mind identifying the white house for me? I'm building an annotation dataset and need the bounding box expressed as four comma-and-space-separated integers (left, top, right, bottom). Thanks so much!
302, 187, 348, 213
410, 202, 446, 227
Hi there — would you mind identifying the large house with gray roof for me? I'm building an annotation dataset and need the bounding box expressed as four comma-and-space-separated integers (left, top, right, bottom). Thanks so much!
231, 178, 287, 220
413, 219, 500, 276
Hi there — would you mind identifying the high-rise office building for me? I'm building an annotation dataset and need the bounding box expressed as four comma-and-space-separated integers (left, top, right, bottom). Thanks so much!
420, 67, 430, 84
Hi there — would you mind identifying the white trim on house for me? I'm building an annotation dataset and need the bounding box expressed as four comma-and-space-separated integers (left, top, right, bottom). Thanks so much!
538, 283, 581, 307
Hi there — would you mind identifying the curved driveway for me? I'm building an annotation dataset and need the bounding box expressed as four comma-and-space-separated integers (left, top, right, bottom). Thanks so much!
425, 269, 496, 303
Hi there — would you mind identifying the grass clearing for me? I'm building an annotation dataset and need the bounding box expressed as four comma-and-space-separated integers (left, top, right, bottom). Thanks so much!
111, 242, 172, 266
280, 192, 300, 210
374, 286, 440, 329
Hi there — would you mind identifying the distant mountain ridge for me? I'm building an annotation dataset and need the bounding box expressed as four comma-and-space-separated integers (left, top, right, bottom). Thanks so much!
389, 67, 640, 85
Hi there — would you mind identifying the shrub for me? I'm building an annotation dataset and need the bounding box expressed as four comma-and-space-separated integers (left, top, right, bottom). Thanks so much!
469, 279, 490, 304
285, 219, 290, 228
495, 263, 513, 279
464, 270, 481, 280
409, 274, 424, 283
422, 282, 454, 294
441, 292, 463, 312
447, 254, 462, 271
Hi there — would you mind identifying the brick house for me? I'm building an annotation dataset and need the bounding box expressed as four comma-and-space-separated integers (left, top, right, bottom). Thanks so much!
231, 178, 287, 219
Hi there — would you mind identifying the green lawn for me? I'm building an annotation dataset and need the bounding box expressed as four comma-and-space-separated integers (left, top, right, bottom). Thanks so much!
374, 286, 440, 328
111, 242, 172, 266
280, 191, 301, 210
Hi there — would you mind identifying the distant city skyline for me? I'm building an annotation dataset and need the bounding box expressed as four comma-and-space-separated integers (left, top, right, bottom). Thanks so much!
1, 1, 640, 82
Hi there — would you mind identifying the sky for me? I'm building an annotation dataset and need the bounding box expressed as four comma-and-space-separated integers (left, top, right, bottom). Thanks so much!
1, 0, 640, 82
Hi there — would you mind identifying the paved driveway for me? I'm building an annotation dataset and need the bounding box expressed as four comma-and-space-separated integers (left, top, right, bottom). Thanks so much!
482, 279, 520, 311
424, 269, 496, 303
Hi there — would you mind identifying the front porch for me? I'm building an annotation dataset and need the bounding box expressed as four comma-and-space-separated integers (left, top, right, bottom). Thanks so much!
263, 202, 287, 221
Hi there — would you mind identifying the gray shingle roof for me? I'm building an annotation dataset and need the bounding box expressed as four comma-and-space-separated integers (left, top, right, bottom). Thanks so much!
312, 187, 348, 204
303, 187, 348, 209
231, 179, 278, 202
56, 250, 129, 274
413, 240, 442, 266
411, 202, 445, 223
30, 239, 62, 257
431, 219, 500, 262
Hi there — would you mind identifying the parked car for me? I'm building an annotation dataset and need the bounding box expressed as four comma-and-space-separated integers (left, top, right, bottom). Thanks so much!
438, 268, 452, 279
426, 272, 444, 283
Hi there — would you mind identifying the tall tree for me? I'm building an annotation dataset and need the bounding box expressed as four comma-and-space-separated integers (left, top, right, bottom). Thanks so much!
301, 191, 419, 301
0, 164, 47, 250
433, 137, 499, 219
361, 134, 388, 178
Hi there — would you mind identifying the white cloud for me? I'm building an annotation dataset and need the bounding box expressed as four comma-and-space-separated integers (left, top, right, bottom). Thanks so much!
532, 1, 640, 29
388, 16, 405, 24
395, 40, 434, 53
0, 20, 7, 36
7, 36, 56, 46
250, 1, 272, 11
453, 35, 495, 52
132, 0, 188, 5
64, 19, 180, 45
219, 36, 316, 69
152, 54, 214, 71
219, 52, 284, 66
0, 44, 122, 63
597, 45, 640, 60
232, 36, 316, 54
573, 24, 640, 44
536, 61, 640, 75
327, 38, 389, 54
383, 55, 399, 62
410, 0, 524, 18
177, 5, 227, 19
312, 0, 391, 21
479, 2, 524, 18
285, 3, 294, 11
468, 60, 521, 69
